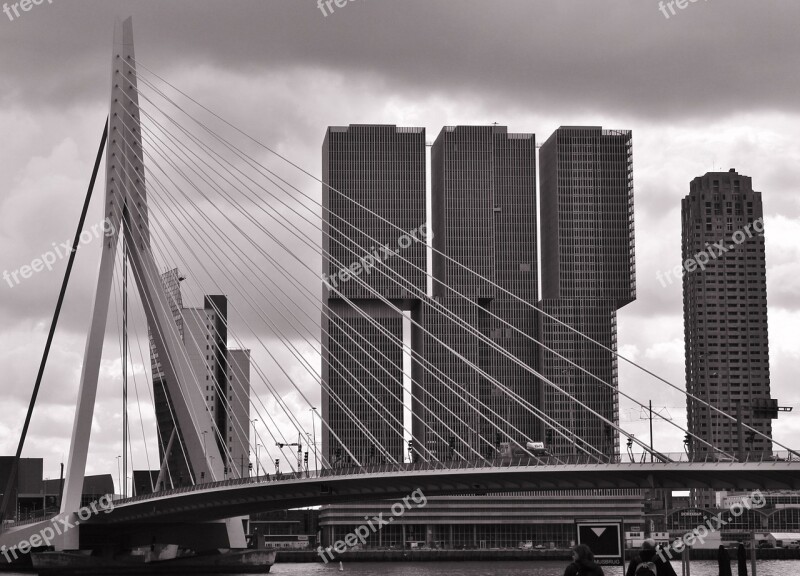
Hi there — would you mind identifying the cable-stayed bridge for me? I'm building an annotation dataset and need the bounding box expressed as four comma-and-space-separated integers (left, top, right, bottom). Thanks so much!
1, 17, 798, 557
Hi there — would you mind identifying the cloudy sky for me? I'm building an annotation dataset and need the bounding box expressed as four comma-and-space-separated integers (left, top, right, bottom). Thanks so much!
1, 0, 798, 488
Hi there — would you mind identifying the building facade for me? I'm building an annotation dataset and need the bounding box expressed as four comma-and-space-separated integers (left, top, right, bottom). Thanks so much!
319, 491, 645, 549
0, 457, 114, 520
682, 170, 777, 508
321, 125, 427, 466
320, 123, 643, 547
538, 126, 636, 458
150, 269, 250, 487
422, 125, 539, 459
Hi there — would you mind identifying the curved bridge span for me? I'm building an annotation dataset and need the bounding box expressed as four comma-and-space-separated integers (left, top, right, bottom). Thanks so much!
4, 459, 800, 551
98, 459, 800, 525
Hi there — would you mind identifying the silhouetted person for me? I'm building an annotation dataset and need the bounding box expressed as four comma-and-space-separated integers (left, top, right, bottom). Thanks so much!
635, 563, 657, 576
627, 539, 678, 576
563, 544, 604, 576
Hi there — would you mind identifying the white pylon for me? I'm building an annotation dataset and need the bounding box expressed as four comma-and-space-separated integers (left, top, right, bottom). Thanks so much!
59, 16, 243, 548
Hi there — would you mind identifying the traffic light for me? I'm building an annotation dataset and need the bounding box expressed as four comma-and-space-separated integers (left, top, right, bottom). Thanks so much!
745, 431, 756, 444
448, 436, 456, 450
545, 429, 553, 444
304, 451, 309, 464
369, 445, 376, 457
494, 433, 502, 448
684, 434, 691, 446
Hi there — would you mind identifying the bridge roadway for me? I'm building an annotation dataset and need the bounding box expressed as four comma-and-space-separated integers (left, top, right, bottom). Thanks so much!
67, 453, 800, 524
3, 455, 799, 550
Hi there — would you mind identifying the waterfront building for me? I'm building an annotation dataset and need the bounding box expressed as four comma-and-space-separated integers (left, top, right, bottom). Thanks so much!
319, 491, 645, 549
681, 170, 777, 508
0, 457, 113, 519
538, 126, 636, 457
149, 269, 251, 486
320, 124, 427, 466
421, 125, 538, 458
319, 124, 642, 547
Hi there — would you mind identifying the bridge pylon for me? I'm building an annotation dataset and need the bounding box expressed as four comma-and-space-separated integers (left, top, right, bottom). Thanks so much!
57, 17, 245, 550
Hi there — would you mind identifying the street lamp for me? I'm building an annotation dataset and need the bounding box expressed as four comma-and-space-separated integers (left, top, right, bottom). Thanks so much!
115, 455, 122, 497
202, 430, 208, 457
561, 369, 576, 456
250, 418, 258, 477
310, 407, 318, 472
710, 372, 719, 452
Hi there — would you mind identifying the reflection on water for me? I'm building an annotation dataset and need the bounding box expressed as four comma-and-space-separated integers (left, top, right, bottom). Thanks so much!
4, 560, 798, 576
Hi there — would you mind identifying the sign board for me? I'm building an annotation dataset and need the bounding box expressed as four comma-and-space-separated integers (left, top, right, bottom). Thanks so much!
525, 441, 549, 455
576, 519, 624, 566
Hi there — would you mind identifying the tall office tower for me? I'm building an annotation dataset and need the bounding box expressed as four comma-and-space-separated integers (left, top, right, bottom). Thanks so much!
422, 125, 538, 459
150, 269, 251, 486
682, 170, 777, 507
318, 124, 648, 549
538, 126, 635, 458
321, 125, 427, 466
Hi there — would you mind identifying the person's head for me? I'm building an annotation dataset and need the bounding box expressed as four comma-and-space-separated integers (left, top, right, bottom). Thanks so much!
572, 544, 595, 564
635, 562, 657, 576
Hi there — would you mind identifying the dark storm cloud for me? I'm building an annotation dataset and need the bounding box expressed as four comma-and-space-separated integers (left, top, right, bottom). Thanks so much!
1, 0, 800, 119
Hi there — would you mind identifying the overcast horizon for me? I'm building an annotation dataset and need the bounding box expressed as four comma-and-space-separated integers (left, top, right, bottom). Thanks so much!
1, 0, 799, 486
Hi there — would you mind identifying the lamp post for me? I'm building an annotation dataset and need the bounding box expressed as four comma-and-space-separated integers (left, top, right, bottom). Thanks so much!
250, 418, 258, 477
202, 430, 208, 457
115, 455, 122, 498
561, 369, 576, 456
310, 407, 318, 472
710, 371, 719, 455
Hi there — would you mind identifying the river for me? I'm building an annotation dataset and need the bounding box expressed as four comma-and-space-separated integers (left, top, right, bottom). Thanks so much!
6, 560, 800, 575
271, 559, 795, 575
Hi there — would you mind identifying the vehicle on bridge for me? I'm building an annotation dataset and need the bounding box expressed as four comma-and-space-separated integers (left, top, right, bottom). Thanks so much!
498, 441, 549, 461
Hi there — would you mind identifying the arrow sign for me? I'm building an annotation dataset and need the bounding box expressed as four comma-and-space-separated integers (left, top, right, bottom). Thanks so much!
576, 520, 624, 566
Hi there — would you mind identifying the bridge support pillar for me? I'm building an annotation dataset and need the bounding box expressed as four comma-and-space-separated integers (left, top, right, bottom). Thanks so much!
225, 517, 248, 548
52, 513, 80, 551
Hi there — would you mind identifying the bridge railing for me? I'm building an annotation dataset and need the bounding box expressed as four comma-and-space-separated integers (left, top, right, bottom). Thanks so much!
105, 449, 797, 508
0, 509, 60, 533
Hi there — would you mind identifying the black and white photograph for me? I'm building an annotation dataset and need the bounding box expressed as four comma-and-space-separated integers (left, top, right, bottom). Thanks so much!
0, 2, 798, 574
